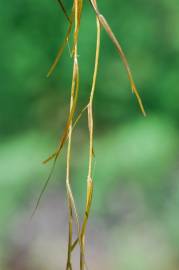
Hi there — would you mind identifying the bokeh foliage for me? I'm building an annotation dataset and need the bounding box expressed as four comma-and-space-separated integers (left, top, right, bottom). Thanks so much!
0, 0, 179, 269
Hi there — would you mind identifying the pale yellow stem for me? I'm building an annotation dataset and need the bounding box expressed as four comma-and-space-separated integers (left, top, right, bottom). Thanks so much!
80, 3, 100, 268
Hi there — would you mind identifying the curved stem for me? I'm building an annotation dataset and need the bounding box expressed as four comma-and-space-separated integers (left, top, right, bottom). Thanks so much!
80, 3, 101, 269
89, 0, 146, 116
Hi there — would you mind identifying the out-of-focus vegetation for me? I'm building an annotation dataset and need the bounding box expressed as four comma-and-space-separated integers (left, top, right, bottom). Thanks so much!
0, 0, 179, 269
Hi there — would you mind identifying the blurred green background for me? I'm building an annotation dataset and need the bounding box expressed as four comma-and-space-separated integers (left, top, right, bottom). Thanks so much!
1, 0, 179, 269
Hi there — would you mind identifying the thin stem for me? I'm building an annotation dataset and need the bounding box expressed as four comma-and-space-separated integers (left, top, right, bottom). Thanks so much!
65, 59, 76, 270
80, 3, 100, 269
65, 1, 82, 268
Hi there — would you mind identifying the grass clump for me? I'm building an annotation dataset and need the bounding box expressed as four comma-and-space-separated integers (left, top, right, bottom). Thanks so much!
33, 1, 146, 269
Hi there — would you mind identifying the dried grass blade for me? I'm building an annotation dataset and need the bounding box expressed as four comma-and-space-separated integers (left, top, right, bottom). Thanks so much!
89, 0, 146, 116
57, 0, 71, 23
72, 104, 88, 130
30, 158, 57, 218
43, 65, 79, 164
47, 6, 75, 78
